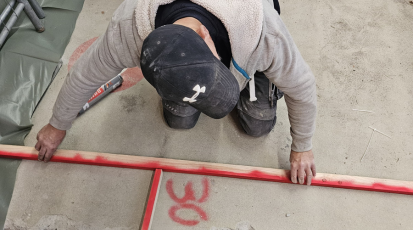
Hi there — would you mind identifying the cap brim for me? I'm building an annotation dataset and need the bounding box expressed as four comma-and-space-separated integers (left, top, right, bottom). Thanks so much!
190, 58, 239, 119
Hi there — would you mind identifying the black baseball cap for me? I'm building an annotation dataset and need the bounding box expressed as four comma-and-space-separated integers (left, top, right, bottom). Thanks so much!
140, 24, 239, 119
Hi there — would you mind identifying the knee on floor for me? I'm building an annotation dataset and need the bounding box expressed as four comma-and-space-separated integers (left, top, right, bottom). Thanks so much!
238, 111, 276, 137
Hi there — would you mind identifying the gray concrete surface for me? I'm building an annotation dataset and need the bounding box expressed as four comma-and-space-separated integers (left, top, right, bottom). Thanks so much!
152, 172, 413, 230
4, 0, 413, 229
4, 162, 153, 229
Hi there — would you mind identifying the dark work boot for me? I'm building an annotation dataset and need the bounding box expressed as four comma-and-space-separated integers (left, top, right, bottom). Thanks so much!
162, 99, 201, 129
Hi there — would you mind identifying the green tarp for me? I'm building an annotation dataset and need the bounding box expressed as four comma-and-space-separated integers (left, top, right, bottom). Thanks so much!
0, 0, 84, 228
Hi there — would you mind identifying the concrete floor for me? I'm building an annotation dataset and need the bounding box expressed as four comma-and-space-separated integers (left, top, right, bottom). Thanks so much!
4, 0, 413, 229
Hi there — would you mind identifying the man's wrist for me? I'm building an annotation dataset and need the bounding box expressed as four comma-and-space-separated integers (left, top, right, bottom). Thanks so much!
49, 115, 72, 131
290, 137, 313, 152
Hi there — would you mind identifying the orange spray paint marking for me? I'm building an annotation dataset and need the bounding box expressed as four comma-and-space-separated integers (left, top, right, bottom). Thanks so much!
168, 203, 208, 226
166, 178, 209, 226
113, 67, 144, 92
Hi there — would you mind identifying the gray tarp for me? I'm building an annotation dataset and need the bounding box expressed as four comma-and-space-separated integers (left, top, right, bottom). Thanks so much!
0, 0, 84, 228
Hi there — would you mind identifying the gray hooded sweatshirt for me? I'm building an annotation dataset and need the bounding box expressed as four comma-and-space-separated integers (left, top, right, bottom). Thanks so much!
50, 0, 317, 152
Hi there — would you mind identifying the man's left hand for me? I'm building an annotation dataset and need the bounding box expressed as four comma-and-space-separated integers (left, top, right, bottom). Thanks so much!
290, 150, 316, 185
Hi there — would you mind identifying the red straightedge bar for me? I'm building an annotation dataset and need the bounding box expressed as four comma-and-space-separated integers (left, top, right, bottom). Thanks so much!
141, 169, 163, 230
1, 144, 413, 195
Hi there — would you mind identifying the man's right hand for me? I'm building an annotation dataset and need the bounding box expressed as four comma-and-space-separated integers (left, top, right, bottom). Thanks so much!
35, 123, 66, 162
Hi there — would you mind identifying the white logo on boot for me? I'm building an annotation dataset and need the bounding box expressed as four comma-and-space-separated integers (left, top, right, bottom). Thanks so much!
183, 85, 206, 103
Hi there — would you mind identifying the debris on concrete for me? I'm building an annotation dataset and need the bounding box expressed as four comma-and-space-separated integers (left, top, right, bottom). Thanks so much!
352, 109, 374, 113
5, 214, 134, 230
361, 126, 392, 161
211, 221, 255, 230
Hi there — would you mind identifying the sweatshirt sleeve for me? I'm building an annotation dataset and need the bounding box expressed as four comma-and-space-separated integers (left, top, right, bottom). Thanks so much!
263, 19, 317, 152
50, 5, 141, 130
